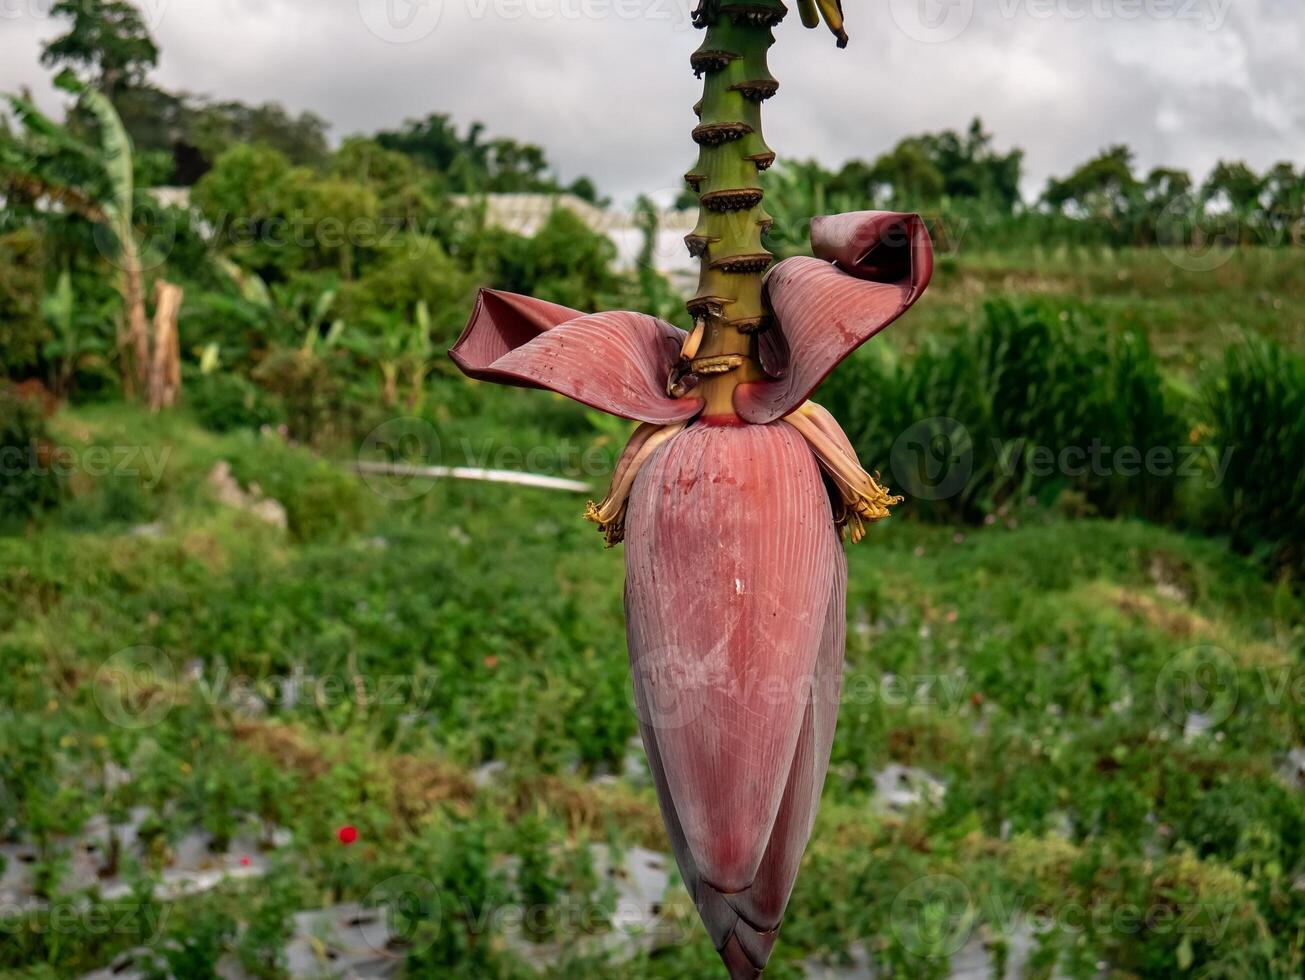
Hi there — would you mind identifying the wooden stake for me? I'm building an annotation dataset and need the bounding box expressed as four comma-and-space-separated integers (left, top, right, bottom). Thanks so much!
148, 280, 184, 412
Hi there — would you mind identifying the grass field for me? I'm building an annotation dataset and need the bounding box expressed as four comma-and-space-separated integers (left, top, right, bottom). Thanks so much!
2, 348, 1303, 979
909, 247, 1305, 374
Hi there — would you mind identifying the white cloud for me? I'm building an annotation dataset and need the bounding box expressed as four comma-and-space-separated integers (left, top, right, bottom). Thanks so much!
1, 0, 1301, 204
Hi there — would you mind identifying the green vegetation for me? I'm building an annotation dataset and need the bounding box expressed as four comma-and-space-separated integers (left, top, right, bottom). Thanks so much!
905, 246, 1305, 374
2, 2, 1304, 977
0, 388, 66, 527
763, 120, 1304, 256
1204, 337, 1305, 581
822, 297, 1187, 524
0, 402, 1302, 977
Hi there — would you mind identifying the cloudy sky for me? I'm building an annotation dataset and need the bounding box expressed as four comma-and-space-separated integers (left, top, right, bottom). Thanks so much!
2, 0, 1302, 204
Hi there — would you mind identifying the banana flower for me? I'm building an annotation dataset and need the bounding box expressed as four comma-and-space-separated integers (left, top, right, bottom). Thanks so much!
450, 2, 933, 975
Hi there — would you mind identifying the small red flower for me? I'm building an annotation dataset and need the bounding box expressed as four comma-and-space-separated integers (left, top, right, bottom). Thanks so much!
337, 826, 358, 845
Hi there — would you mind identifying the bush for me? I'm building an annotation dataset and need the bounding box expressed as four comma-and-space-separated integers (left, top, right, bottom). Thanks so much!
1204, 336, 1305, 580
188, 371, 284, 433
0, 229, 47, 378
822, 299, 1186, 523
225, 433, 365, 542
56, 468, 155, 530
139, 894, 237, 980
337, 234, 476, 341
251, 348, 349, 446
234, 869, 302, 979
485, 208, 625, 313
0, 388, 64, 526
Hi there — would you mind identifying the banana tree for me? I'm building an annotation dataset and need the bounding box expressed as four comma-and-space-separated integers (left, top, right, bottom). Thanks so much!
212, 256, 344, 355
450, 3, 933, 976
3, 69, 151, 396
41, 267, 110, 397
341, 301, 435, 409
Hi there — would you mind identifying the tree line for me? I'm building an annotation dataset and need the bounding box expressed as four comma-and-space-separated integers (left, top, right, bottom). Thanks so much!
1, 0, 1300, 404
759, 119, 1303, 253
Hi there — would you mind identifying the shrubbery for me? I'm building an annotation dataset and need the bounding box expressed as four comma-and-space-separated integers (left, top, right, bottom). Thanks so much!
0, 229, 47, 376
1203, 336, 1305, 579
0, 387, 65, 526
822, 298, 1186, 523
250, 349, 347, 446
188, 370, 284, 433
225, 432, 365, 542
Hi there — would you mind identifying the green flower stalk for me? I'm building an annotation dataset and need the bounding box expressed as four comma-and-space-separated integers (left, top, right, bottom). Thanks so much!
674, 0, 847, 417
679, 0, 783, 415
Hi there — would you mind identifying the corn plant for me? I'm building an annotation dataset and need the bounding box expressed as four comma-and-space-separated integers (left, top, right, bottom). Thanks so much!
449, 3, 933, 975
1205, 336, 1305, 579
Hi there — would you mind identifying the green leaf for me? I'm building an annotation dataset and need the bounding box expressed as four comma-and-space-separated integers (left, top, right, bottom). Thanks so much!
52, 69, 132, 232
199, 343, 222, 375
212, 256, 272, 308
2, 91, 95, 161
41, 268, 74, 335
1176, 934, 1193, 971
323, 319, 346, 348
312, 289, 337, 326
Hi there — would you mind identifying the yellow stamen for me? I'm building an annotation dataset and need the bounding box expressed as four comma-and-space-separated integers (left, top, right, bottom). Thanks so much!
585, 421, 687, 547
681, 318, 706, 362
783, 402, 902, 540
690, 353, 747, 375
668, 321, 707, 398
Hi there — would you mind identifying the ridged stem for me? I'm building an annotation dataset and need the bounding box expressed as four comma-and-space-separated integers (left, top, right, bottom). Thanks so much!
683, 0, 786, 416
